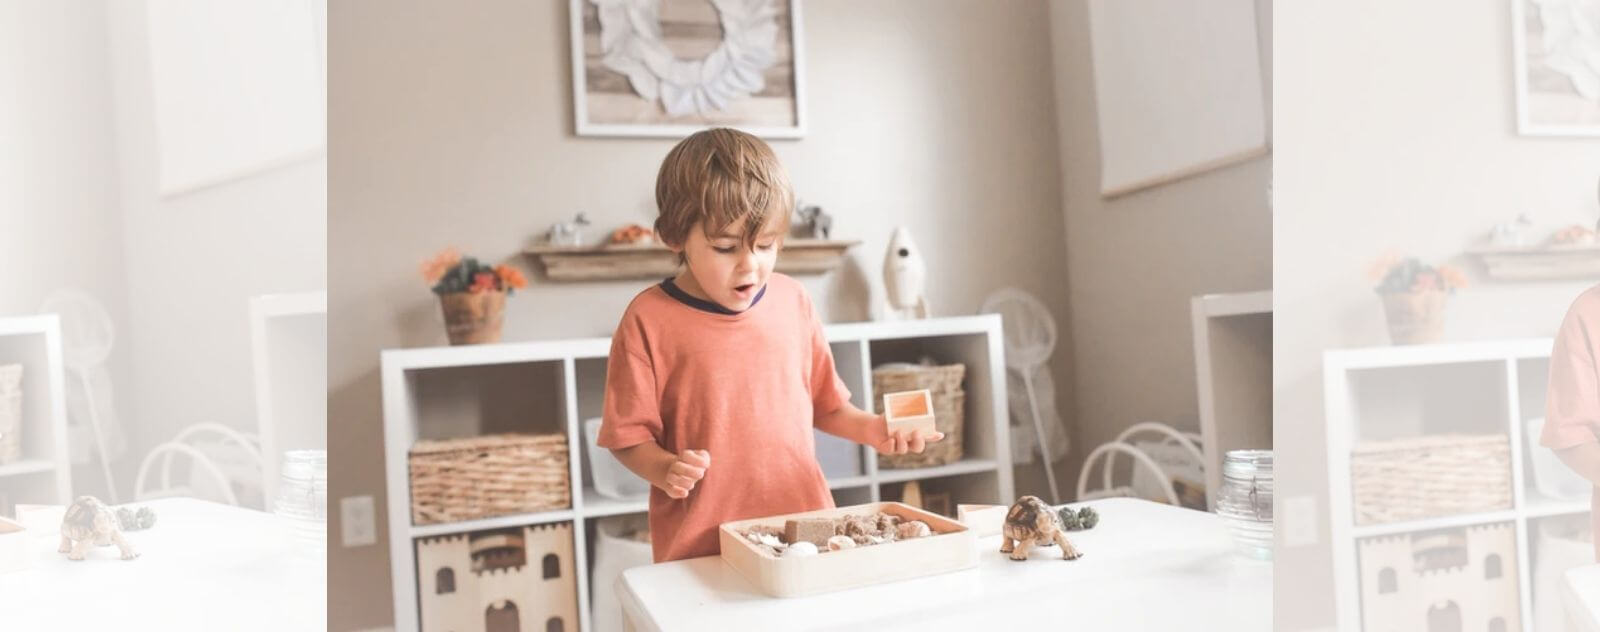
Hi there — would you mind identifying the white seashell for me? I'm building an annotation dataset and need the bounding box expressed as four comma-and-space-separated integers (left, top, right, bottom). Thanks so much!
755, 533, 783, 549
782, 541, 819, 557
827, 535, 856, 551
866, 535, 885, 544
896, 521, 932, 539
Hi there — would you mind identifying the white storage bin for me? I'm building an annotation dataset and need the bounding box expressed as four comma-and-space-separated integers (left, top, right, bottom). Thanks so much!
584, 417, 650, 500
1534, 515, 1595, 632
1525, 417, 1592, 500
591, 515, 653, 632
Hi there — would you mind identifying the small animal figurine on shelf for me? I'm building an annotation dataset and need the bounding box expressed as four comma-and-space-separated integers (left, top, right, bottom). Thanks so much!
59, 496, 138, 561
795, 202, 833, 240
1488, 213, 1536, 248
1000, 495, 1081, 562
544, 212, 592, 246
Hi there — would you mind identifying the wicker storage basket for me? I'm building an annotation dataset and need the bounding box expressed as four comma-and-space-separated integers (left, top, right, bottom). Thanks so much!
1350, 434, 1511, 526
0, 364, 21, 465
408, 433, 570, 525
874, 363, 965, 469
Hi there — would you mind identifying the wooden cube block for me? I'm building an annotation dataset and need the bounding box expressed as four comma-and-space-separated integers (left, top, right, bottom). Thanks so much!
783, 518, 836, 546
883, 389, 936, 435
956, 504, 1009, 538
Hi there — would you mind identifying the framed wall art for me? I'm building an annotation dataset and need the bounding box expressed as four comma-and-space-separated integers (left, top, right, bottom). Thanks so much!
569, 0, 806, 138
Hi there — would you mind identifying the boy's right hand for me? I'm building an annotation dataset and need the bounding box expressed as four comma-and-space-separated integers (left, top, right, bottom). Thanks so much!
661, 449, 710, 499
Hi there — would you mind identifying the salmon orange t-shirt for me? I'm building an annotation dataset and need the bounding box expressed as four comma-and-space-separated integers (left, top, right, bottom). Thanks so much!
597, 273, 852, 562
1540, 283, 1600, 559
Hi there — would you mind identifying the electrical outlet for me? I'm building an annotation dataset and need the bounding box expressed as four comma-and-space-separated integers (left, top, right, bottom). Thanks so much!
342, 495, 377, 547
1283, 495, 1318, 547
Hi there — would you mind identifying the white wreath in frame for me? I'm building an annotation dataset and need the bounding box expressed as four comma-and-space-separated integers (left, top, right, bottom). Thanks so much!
592, 0, 781, 117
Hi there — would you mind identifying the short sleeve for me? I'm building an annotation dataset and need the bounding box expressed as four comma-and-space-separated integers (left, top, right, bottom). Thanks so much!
599, 328, 661, 450
1543, 292, 1600, 450
805, 293, 851, 418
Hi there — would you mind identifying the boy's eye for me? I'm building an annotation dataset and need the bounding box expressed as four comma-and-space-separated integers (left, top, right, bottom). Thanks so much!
757, 242, 776, 251
712, 244, 737, 254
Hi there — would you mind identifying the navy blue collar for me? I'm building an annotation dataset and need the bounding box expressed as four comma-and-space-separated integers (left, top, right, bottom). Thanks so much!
659, 277, 766, 315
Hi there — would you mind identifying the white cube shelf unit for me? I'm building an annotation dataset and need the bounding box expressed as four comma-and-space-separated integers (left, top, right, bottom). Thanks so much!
381, 315, 1011, 631
1324, 338, 1594, 632
250, 292, 327, 511
1190, 290, 1271, 509
0, 315, 71, 515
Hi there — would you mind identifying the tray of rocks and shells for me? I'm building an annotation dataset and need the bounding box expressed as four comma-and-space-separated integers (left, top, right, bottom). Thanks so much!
718, 501, 977, 598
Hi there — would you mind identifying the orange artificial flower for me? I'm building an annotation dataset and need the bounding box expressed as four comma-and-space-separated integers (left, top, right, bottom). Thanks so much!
470, 271, 498, 293
1365, 252, 1402, 283
494, 264, 528, 290
420, 247, 462, 284
1438, 265, 1469, 291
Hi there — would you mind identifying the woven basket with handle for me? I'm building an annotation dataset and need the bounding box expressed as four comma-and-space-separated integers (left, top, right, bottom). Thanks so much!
1350, 433, 1511, 526
408, 433, 570, 525
874, 363, 965, 469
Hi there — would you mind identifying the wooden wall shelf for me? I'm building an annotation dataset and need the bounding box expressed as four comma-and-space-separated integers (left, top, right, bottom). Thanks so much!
1466, 244, 1600, 281
524, 239, 860, 281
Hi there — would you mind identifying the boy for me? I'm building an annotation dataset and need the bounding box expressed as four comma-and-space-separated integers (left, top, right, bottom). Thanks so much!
597, 128, 944, 562
1543, 283, 1600, 561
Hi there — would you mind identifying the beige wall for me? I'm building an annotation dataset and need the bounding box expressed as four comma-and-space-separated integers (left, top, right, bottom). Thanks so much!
328, 1, 1072, 628
1275, 0, 1599, 629
1046, 0, 1273, 511
0, 0, 135, 500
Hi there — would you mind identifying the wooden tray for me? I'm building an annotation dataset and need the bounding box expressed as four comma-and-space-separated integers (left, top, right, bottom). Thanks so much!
718, 501, 977, 598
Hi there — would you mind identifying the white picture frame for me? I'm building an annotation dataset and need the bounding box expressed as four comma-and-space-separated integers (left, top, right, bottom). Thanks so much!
1086, 0, 1269, 198
568, 0, 807, 139
1511, 0, 1600, 137
145, 0, 325, 196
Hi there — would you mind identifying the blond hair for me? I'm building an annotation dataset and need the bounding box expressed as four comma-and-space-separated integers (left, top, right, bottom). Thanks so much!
654, 128, 793, 260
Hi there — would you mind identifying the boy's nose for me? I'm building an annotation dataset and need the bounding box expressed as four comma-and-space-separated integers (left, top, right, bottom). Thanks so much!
736, 247, 758, 270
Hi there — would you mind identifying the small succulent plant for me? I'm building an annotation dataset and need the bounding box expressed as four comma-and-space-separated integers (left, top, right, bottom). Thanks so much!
116, 506, 157, 531
1078, 506, 1099, 529
1057, 506, 1098, 531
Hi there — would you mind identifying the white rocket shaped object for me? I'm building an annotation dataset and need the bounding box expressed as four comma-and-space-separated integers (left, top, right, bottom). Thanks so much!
882, 226, 930, 319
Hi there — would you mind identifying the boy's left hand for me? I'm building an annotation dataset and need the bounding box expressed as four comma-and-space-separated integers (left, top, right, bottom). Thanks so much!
874, 415, 944, 455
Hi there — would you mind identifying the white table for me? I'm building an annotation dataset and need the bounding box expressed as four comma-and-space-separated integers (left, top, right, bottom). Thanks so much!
1568, 564, 1600, 632
0, 497, 325, 631
618, 497, 1271, 631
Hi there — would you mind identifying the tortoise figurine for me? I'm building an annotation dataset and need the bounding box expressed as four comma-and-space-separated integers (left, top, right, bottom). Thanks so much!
58, 496, 138, 561
1000, 495, 1082, 561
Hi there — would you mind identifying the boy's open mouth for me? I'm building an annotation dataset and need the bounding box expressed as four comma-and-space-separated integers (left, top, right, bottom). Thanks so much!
734, 283, 755, 294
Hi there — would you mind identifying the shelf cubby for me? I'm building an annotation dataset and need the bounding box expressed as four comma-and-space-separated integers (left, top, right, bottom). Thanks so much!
0, 315, 70, 516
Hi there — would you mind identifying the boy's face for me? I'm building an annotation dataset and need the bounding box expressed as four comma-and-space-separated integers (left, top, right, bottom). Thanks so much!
669, 218, 783, 312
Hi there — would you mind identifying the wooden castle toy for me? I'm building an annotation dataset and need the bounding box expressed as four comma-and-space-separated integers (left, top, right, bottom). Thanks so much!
1357, 523, 1520, 632
417, 522, 578, 632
